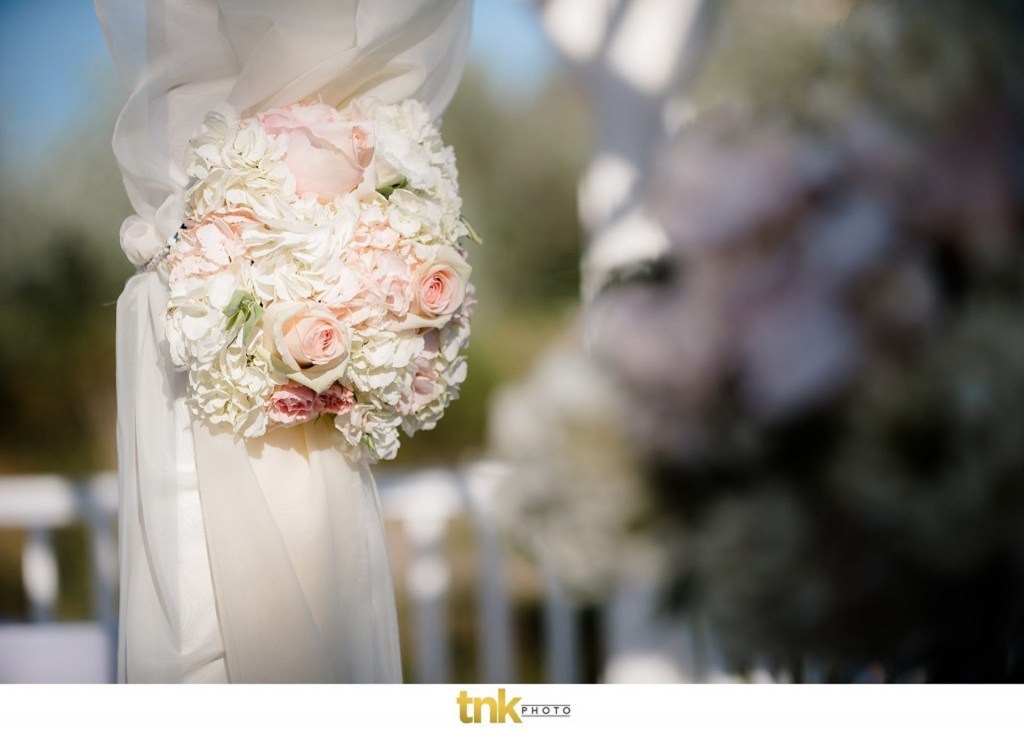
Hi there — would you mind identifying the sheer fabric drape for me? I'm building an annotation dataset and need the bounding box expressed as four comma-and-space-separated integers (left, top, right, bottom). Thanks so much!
98, 0, 472, 683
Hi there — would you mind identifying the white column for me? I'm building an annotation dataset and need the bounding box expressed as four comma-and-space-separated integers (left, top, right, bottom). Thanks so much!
536, 0, 712, 298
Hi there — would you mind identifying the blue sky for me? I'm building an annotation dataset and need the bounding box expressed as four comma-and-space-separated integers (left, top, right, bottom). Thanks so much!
0, 0, 556, 165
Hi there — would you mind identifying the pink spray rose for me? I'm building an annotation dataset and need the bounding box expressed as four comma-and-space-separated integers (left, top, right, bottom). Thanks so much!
258, 99, 374, 203
267, 383, 318, 424
263, 301, 351, 392
316, 383, 356, 415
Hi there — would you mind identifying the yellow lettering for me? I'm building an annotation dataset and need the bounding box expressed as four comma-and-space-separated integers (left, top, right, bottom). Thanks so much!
497, 689, 522, 724
457, 690, 474, 723
458, 689, 524, 723
476, 696, 497, 723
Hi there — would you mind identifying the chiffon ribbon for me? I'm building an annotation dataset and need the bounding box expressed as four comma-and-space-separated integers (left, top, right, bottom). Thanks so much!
99, 0, 472, 682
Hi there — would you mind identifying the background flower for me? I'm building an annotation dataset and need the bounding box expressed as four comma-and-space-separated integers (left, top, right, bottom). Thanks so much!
589, 0, 1024, 680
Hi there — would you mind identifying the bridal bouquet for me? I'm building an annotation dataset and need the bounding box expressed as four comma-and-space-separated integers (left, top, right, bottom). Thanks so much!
164, 97, 476, 461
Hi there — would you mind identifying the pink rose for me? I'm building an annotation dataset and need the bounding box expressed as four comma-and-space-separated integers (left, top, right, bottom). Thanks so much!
402, 246, 472, 329
258, 99, 374, 203
286, 313, 343, 367
263, 301, 350, 392
419, 267, 456, 313
267, 383, 318, 425
316, 383, 356, 415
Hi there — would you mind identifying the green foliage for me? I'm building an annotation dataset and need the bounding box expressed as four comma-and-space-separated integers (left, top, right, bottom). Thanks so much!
0, 84, 133, 473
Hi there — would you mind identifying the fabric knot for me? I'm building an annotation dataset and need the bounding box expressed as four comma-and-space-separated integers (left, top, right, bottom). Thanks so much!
120, 215, 165, 268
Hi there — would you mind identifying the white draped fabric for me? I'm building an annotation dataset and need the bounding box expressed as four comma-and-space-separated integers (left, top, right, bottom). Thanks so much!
98, 0, 472, 683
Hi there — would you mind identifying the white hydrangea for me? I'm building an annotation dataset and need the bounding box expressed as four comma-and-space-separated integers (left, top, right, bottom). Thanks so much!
185, 110, 294, 221
166, 97, 475, 460
347, 97, 468, 243
354, 99, 440, 189
387, 189, 445, 243
166, 268, 246, 367
188, 331, 277, 439
347, 330, 424, 405
334, 404, 403, 463
401, 354, 468, 436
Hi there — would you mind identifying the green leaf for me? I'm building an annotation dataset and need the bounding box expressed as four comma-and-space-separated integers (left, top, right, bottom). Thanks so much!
223, 290, 248, 319
361, 433, 379, 461
223, 290, 263, 345
376, 178, 408, 199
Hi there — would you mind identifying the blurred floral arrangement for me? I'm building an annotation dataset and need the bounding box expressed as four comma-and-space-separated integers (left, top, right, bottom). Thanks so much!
489, 331, 664, 600
496, 0, 1024, 680
165, 97, 475, 461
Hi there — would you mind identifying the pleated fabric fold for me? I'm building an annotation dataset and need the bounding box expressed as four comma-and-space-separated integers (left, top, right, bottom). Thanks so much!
191, 418, 401, 683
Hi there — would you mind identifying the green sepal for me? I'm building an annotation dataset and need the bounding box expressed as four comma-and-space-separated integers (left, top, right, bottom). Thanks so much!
461, 215, 484, 245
